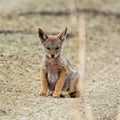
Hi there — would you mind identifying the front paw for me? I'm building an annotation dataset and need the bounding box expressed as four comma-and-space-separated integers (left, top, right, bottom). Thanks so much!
53, 92, 61, 98
39, 91, 46, 96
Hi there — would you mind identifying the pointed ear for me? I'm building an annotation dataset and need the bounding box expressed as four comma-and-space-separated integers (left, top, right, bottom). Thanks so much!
38, 28, 48, 43
57, 27, 67, 41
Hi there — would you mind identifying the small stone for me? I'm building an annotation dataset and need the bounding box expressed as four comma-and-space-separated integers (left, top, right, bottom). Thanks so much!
0, 54, 4, 57
92, 80, 95, 82
20, 117, 28, 120
0, 109, 7, 115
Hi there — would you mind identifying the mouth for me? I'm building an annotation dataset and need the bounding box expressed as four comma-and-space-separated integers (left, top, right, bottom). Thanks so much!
51, 55, 54, 58
46, 54, 55, 59
46, 54, 60, 59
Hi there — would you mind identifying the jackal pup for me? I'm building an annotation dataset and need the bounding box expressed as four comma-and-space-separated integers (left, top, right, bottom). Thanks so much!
38, 27, 80, 97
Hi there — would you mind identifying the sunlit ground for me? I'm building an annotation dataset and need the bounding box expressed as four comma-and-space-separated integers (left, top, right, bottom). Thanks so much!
0, 0, 120, 120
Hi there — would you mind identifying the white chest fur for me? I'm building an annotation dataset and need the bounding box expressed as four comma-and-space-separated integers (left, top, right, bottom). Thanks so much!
47, 71, 59, 83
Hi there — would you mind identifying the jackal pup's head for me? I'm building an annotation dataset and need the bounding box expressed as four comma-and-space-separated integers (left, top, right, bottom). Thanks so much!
38, 27, 67, 59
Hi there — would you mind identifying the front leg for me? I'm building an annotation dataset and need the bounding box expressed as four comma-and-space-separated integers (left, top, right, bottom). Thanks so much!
39, 69, 48, 96
53, 70, 67, 97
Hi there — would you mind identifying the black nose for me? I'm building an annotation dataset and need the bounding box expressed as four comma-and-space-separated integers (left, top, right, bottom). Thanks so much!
51, 55, 54, 58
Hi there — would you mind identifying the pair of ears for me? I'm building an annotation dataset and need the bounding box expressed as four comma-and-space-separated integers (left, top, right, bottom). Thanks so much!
38, 27, 67, 43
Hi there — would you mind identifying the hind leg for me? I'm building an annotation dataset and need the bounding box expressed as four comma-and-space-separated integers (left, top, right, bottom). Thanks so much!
60, 71, 81, 98
60, 91, 70, 98
69, 90, 81, 98
69, 72, 81, 98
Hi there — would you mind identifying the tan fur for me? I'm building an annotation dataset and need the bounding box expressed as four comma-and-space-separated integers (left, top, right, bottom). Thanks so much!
39, 69, 48, 95
38, 27, 80, 98
53, 66, 68, 97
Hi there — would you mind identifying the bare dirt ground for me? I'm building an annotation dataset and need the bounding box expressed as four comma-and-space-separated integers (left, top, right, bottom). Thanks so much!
0, 0, 120, 120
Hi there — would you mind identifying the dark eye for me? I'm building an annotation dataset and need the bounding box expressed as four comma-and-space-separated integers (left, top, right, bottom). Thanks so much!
47, 47, 50, 50
56, 47, 60, 50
